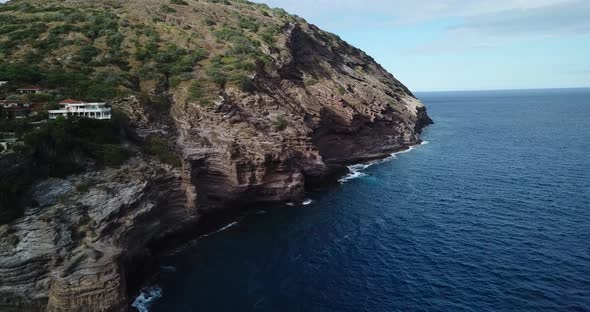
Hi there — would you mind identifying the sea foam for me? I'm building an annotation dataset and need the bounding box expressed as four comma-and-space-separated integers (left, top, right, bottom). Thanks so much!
302, 199, 313, 205
339, 142, 428, 184
201, 221, 238, 238
132, 286, 162, 312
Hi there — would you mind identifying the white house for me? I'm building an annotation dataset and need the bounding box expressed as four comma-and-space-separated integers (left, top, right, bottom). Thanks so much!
48, 99, 112, 120
0, 81, 8, 87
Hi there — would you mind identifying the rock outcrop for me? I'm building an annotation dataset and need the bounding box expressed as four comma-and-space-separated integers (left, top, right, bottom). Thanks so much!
0, 0, 432, 311
175, 22, 432, 209
0, 160, 198, 311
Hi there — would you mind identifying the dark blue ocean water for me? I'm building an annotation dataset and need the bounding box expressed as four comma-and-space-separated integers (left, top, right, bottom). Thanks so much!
146, 89, 590, 312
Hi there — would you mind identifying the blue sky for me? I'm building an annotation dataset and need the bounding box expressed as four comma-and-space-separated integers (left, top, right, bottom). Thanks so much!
1, 0, 589, 91
255, 0, 590, 91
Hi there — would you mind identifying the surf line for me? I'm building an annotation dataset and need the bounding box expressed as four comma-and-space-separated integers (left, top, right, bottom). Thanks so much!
339, 141, 429, 184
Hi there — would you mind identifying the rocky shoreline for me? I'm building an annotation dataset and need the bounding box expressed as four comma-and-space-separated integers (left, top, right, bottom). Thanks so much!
129, 124, 434, 303
0, 1, 432, 310
0, 107, 431, 311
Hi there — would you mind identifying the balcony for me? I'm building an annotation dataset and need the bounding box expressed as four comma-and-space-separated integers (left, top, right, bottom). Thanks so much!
48, 107, 112, 120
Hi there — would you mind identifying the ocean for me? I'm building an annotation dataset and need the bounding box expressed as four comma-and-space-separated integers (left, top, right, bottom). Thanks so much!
138, 88, 590, 312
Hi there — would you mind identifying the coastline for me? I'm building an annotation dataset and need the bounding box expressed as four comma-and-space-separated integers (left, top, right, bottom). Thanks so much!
129, 138, 432, 311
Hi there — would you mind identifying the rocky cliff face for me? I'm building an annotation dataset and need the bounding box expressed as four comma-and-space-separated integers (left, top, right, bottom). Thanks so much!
0, 0, 432, 311
174, 21, 432, 210
0, 160, 198, 311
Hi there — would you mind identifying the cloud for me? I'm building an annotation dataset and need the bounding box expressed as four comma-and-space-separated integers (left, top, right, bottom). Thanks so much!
256, 0, 576, 25
417, 0, 590, 51
256, 0, 590, 50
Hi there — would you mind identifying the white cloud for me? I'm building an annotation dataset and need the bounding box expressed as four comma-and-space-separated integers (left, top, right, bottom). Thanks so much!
256, 0, 590, 50
415, 0, 590, 51
256, 0, 576, 25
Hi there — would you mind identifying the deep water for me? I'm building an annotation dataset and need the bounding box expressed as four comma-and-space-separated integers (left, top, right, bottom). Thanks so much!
148, 89, 590, 312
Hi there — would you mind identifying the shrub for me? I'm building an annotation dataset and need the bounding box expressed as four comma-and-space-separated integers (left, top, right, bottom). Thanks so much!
272, 117, 288, 131
229, 37, 259, 56
76, 183, 90, 193
144, 95, 171, 113
304, 78, 319, 86
0, 63, 43, 84
206, 67, 228, 87
260, 26, 279, 44
170, 0, 188, 4
203, 17, 216, 26
239, 16, 259, 33
77, 46, 100, 63
142, 135, 181, 166
88, 144, 131, 167
214, 27, 242, 42
232, 74, 255, 92
160, 5, 177, 13
188, 81, 203, 100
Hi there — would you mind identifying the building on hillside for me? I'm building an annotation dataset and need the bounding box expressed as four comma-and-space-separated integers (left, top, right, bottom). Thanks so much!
0, 100, 27, 109
17, 85, 43, 94
0, 81, 8, 87
0, 100, 32, 119
48, 99, 112, 120
0, 132, 17, 155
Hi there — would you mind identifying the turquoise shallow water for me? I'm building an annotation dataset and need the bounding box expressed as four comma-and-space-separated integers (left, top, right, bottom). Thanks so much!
143, 89, 590, 312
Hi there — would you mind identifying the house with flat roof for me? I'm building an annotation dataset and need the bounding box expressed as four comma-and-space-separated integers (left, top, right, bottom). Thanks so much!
17, 85, 43, 94
0, 81, 8, 87
48, 99, 111, 120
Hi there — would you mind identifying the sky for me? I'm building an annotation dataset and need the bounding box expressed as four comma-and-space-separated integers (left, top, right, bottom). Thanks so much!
1, 0, 589, 91
254, 0, 590, 91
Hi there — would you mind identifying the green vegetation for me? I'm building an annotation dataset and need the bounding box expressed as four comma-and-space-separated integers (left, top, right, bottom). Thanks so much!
187, 81, 213, 107
22, 114, 132, 176
77, 46, 100, 63
142, 135, 181, 167
188, 81, 204, 100
272, 117, 288, 131
239, 16, 260, 33
0, 156, 32, 224
0, 0, 295, 101
160, 5, 177, 13
140, 93, 171, 113
0, 0, 312, 225
233, 74, 256, 92
260, 26, 279, 45
304, 78, 319, 86
0, 114, 132, 224
76, 183, 90, 193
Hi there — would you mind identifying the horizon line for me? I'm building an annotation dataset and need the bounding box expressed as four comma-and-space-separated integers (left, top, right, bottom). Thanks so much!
413, 86, 590, 93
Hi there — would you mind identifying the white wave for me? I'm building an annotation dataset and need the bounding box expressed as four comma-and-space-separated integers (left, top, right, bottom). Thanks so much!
132, 286, 162, 312
338, 170, 368, 183
302, 199, 313, 205
338, 161, 380, 183
286, 202, 295, 207
216, 222, 238, 233
201, 222, 238, 238
393, 146, 414, 155
339, 142, 430, 184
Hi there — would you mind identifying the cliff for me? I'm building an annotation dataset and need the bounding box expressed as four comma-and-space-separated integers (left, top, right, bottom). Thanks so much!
0, 0, 432, 310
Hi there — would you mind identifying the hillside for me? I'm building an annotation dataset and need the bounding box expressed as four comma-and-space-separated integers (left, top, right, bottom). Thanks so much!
0, 0, 432, 311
